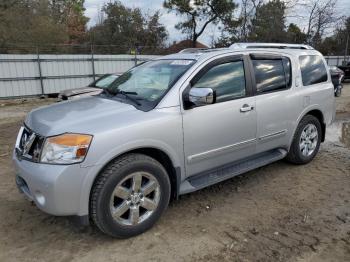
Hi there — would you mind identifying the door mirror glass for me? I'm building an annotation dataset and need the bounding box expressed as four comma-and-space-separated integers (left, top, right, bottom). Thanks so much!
188, 87, 215, 106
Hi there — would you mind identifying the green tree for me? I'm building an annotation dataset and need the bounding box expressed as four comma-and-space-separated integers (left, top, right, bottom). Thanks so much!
50, 0, 89, 44
144, 11, 169, 51
287, 23, 307, 44
163, 0, 238, 47
0, 0, 68, 52
249, 0, 287, 42
90, 1, 168, 54
0, 0, 88, 52
318, 17, 350, 55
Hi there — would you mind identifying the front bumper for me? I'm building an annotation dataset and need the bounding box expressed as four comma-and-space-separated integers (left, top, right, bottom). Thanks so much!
13, 151, 90, 216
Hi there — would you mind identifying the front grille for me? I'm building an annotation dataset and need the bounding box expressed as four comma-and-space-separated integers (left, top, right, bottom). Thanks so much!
16, 126, 45, 162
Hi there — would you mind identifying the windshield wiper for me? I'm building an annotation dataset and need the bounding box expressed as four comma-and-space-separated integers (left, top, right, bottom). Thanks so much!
102, 88, 113, 96
116, 90, 141, 106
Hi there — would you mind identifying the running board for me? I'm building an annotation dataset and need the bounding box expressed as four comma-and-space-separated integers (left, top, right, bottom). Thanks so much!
179, 149, 287, 195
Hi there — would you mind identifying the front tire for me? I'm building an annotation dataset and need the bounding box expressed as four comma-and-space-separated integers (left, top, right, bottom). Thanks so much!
90, 153, 171, 238
286, 115, 322, 165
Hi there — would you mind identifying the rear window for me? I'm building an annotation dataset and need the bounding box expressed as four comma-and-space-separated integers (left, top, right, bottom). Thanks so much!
299, 55, 328, 86
251, 57, 292, 93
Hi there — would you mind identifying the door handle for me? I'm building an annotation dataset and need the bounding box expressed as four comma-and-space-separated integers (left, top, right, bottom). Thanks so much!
240, 104, 254, 112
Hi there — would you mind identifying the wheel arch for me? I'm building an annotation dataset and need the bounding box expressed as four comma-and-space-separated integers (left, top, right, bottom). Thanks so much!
118, 148, 180, 201
304, 109, 326, 142
86, 147, 181, 215
290, 108, 326, 150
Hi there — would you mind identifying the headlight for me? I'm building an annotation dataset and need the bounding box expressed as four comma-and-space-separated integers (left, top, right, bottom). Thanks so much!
40, 133, 92, 164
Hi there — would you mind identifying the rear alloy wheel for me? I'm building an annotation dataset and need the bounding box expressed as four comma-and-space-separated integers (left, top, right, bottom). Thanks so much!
299, 123, 318, 157
286, 115, 322, 164
90, 154, 171, 238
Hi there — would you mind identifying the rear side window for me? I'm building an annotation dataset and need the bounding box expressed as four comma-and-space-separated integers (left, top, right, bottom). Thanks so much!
251, 57, 291, 93
299, 55, 328, 86
192, 61, 246, 103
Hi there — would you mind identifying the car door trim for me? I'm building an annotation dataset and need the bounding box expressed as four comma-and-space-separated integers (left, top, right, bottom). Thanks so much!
258, 129, 287, 142
187, 138, 257, 164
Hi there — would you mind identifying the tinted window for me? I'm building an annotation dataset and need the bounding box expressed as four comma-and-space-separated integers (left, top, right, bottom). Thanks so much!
252, 57, 291, 93
193, 61, 246, 103
299, 55, 328, 86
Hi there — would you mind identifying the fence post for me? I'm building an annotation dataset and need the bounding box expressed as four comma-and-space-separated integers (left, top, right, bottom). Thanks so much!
36, 47, 44, 96
345, 33, 349, 65
91, 44, 96, 81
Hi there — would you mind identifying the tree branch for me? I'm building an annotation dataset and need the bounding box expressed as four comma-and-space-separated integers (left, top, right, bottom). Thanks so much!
195, 15, 218, 39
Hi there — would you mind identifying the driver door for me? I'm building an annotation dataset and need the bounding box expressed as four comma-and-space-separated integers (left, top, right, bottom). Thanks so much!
182, 55, 257, 176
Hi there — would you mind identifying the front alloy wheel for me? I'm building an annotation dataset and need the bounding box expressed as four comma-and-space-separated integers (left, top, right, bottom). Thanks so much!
90, 154, 171, 238
110, 172, 161, 226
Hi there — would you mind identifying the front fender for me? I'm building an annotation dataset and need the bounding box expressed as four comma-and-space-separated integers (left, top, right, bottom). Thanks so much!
77, 139, 183, 216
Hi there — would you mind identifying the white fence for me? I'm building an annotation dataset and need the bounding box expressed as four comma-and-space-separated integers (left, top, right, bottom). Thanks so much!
0, 54, 159, 98
324, 56, 349, 66
0, 54, 348, 98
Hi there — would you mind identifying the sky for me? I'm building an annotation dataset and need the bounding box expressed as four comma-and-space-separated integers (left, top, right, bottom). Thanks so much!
84, 0, 350, 46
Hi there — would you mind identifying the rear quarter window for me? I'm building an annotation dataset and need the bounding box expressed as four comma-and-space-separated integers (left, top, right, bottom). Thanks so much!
299, 55, 328, 86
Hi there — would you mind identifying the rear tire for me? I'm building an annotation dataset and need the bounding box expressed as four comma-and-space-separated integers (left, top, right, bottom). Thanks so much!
335, 87, 341, 97
286, 115, 322, 165
90, 153, 171, 238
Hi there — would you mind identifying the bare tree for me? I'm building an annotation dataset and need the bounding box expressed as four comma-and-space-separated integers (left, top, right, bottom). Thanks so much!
304, 0, 338, 47
238, 0, 263, 41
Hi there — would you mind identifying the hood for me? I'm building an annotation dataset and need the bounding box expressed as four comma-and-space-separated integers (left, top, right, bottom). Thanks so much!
25, 96, 138, 136
60, 87, 101, 97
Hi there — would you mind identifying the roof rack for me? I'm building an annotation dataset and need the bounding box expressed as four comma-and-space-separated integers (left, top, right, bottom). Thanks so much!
178, 48, 210, 54
178, 47, 230, 54
230, 43, 314, 50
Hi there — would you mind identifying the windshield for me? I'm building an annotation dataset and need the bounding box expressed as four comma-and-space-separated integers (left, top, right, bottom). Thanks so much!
106, 59, 195, 103
92, 74, 120, 88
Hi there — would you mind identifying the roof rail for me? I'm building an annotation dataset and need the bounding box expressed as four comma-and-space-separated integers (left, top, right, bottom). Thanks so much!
230, 43, 314, 50
178, 48, 210, 54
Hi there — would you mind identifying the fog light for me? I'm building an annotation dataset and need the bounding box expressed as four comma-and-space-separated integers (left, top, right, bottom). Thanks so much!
34, 191, 46, 206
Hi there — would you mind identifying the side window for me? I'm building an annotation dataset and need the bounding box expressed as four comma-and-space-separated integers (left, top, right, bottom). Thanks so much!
299, 55, 328, 86
192, 60, 246, 103
251, 57, 292, 93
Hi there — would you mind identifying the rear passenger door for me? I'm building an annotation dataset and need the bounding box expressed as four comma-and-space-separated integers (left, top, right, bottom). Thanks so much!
249, 53, 296, 154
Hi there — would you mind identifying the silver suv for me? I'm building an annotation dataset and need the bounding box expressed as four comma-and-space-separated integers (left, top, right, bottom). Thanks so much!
13, 43, 335, 238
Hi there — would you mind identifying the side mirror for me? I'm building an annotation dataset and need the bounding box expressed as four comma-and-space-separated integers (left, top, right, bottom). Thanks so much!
187, 87, 215, 107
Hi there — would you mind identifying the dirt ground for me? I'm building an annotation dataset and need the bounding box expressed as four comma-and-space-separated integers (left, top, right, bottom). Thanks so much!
0, 86, 349, 262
